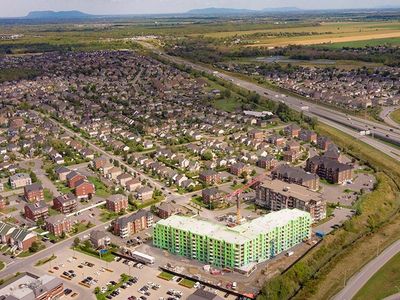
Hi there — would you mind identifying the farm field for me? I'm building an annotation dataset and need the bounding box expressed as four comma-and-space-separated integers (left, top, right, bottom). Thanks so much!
247, 28, 400, 48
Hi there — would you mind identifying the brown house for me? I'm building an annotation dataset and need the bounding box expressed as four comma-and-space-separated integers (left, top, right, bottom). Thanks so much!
66, 171, 86, 188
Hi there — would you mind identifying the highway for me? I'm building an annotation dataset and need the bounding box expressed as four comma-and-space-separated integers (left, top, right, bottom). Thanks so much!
144, 44, 400, 161
333, 239, 400, 300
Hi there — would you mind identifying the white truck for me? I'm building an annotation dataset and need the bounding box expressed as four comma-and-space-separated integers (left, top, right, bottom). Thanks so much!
131, 251, 155, 264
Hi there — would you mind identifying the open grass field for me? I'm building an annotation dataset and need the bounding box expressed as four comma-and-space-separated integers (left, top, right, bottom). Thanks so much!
319, 36, 400, 49
390, 109, 400, 125
353, 251, 400, 300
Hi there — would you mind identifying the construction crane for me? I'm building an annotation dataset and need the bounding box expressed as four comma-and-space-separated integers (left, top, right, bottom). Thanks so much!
224, 174, 266, 225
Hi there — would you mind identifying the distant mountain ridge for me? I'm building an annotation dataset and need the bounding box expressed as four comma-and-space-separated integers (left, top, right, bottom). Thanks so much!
186, 7, 256, 15
25, 10, 92, 19
186, 7, 302, 15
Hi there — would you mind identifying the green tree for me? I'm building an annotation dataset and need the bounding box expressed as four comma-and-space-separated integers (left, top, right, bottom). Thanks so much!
73, 237, 80, 247
202, 151, 213, 161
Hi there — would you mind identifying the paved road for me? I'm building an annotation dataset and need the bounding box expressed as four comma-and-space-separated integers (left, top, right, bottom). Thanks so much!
141, 43, 400, 161
380, 106, 400, 129
333, 239, 400, 300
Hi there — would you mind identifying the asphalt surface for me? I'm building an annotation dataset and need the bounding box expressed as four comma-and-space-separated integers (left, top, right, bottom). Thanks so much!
333, 239, 400, 300
143, 44, 400, 161
380, 106, 400, 129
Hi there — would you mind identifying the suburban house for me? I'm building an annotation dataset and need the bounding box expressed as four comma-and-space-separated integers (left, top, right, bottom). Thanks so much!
229, 162, 251, 177
66, 171, 86, 188
90, 230, 111, 249
55, 166, 71, 181
256, 155, 278, 170
9, 228, 37, 251
136, 186, 153, 202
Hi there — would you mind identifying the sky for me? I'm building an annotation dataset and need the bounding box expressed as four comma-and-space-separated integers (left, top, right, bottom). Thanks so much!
0, 0, 399, 17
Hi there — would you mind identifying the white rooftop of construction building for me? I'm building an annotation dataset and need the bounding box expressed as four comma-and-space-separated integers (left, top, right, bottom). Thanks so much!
155, 209, 310, 245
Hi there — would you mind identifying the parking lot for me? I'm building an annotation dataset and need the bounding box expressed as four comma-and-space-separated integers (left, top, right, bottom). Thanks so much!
36, 248, 236, 300
321, 171, 375, 206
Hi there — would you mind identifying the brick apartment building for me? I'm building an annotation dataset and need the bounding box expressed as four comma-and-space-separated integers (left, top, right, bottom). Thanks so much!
66, 171, 86, 188
202, 187, 223, 205
157, 201, 181, 219
24, 183, 44, 202
112, 210, 153, 238
53, 193, 78, 214
45, 216, 72, 236
199, 170, 221, 185
305, 156, 353, 184
256, 179, 326, 222
24, 201, 49, 222
284, 124, 301, 138
106, 194, 128, 213
74, 179, 95, 200
229, 162, 251, 177
256, 155, 278, 170
272, 164, 320, 191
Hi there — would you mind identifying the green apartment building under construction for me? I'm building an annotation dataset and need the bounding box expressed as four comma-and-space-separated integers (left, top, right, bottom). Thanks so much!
153, 209, 311, 271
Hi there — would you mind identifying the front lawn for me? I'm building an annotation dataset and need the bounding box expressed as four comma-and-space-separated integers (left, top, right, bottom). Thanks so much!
88, 176, 111, 197
73, 244, 116, 262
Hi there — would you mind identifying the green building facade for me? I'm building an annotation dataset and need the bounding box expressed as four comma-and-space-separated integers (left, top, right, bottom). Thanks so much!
153, 209, 311, 269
